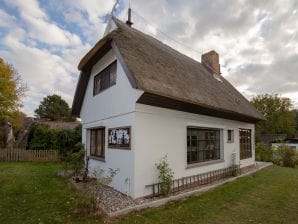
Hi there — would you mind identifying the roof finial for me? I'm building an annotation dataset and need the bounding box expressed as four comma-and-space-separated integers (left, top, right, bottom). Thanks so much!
126, 5, 133, 27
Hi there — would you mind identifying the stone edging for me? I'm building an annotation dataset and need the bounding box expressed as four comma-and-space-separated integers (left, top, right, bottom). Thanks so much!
107, 162, 273, 218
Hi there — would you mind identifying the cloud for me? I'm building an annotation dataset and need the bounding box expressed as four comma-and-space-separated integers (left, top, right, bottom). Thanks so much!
1, 0, 298, 118
4, 0, 82, 46
0, 8, 17, 28
0, 0, 114, 116
2, 34, 75, 115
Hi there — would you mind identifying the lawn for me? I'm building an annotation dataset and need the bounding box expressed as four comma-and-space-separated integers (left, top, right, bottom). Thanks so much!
0, 162, 101, 224
0, 163, 297, 224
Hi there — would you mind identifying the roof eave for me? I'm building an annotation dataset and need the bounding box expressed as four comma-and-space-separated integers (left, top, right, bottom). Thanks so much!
78, 30, 117, 71
137, 92, 265, 123
72, 38, 114, 117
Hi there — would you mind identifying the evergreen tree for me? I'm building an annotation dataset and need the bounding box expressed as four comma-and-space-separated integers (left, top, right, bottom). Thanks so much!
35, 94, 75, 121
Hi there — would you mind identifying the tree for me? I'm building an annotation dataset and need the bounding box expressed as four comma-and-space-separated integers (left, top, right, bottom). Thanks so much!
0, 58, 27, 147
35, 94, 75, 121
9, 111, 26, 136
0, 58, 26, 121
251, 94, 296, 138
293, 109, 298, 132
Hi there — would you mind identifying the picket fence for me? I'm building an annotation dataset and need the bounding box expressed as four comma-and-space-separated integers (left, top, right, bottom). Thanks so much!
0, 148, 59, 162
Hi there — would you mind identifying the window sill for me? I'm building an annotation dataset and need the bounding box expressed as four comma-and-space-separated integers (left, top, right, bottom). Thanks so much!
89, 156, 106, 162
186, 159, 224, 169
227, 140, 234, 143
240, 157, 252, 161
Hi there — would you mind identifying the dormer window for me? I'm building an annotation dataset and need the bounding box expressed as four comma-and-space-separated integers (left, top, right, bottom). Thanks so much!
93, 61, 117, 95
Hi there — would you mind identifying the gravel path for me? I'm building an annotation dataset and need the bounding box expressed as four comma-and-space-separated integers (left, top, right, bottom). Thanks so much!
68, 178, 150, 214
95, 185, 149, 213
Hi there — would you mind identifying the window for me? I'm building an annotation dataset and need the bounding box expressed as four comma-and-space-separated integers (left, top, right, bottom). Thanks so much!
93, 61, 117, 95
227, 130, 234, 143
239, 128, 252, 160
187, 127, 221, 164
90, 128, 105, 158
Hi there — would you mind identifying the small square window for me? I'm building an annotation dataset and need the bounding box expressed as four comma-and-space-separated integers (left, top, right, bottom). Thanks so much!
227, 130, 234, 143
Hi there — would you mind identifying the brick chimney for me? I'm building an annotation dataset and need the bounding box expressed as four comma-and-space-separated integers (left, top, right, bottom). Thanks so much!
201, 50, 220, 75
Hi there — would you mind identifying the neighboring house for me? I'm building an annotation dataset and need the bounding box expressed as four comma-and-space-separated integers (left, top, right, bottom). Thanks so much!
72, 17, 264, 199
272, 138, 298, 151
37, 120, 81, 130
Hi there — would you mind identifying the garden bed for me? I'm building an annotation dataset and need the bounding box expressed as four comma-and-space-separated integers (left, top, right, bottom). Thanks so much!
67, 162, 271, 217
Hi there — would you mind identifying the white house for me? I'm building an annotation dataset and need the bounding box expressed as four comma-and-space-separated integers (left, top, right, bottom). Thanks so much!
72, 17, 264, 199
272, 139, 298, 151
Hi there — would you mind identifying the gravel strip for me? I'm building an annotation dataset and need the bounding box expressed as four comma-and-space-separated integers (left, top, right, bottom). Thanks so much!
95, 185, 149, 213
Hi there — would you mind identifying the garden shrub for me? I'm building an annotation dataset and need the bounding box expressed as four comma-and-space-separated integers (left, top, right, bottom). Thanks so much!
274, 145, 297, 168
27, 124, 58, 150
68, 144, 85, 177
92, 167, 119, 187
155, 155, 174, 195
27, 124, 82, 161
255, 142, 273, 162
56, 124, 82, 161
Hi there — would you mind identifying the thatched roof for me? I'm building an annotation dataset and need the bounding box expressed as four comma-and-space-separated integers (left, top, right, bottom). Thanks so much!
73, 18, 264, 122
37, 120, 81, 129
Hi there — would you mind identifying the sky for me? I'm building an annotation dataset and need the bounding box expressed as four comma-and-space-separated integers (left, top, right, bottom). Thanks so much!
0, 0, 298, 117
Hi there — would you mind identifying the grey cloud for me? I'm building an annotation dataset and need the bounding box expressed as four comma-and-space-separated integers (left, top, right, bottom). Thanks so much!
229, 54, 298, 95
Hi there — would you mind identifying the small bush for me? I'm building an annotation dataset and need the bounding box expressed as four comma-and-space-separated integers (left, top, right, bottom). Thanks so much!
57, 124, 82, 161
68, 144, 85, 177
27, 124, 58, 150
92, 168, 119, 187
155, 155, 174, 195
274, 145, 297, 168
255, 143, 273, 162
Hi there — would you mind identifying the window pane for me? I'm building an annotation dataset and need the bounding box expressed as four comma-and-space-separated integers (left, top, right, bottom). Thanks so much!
89, 128, 105, 158
90, 130, 96, 156
94, 76, 101, 95
240, 129, 252, 160
100, 70, 109, 91
110, 61, 117, 85
96, 129, 103, 157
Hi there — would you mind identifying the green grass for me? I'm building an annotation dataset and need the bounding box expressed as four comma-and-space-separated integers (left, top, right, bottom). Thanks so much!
116, 166, 298, 224
0, 163, 297, 224
0, 162, 101, 224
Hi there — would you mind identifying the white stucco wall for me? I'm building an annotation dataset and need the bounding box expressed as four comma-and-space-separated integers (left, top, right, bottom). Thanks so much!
80, 49, 143, 123
80, 49, 143, 197
134, 104, 255, 198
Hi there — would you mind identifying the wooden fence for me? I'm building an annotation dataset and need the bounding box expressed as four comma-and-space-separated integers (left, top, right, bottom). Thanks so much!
0, 148, 59, 162
146, 165, 240, 197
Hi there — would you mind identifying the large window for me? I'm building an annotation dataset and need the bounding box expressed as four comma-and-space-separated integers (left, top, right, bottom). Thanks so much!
90, 128, 105, 158
93, 61, 117, 95
239, 128, 252, 160
187, 127, 221, 164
